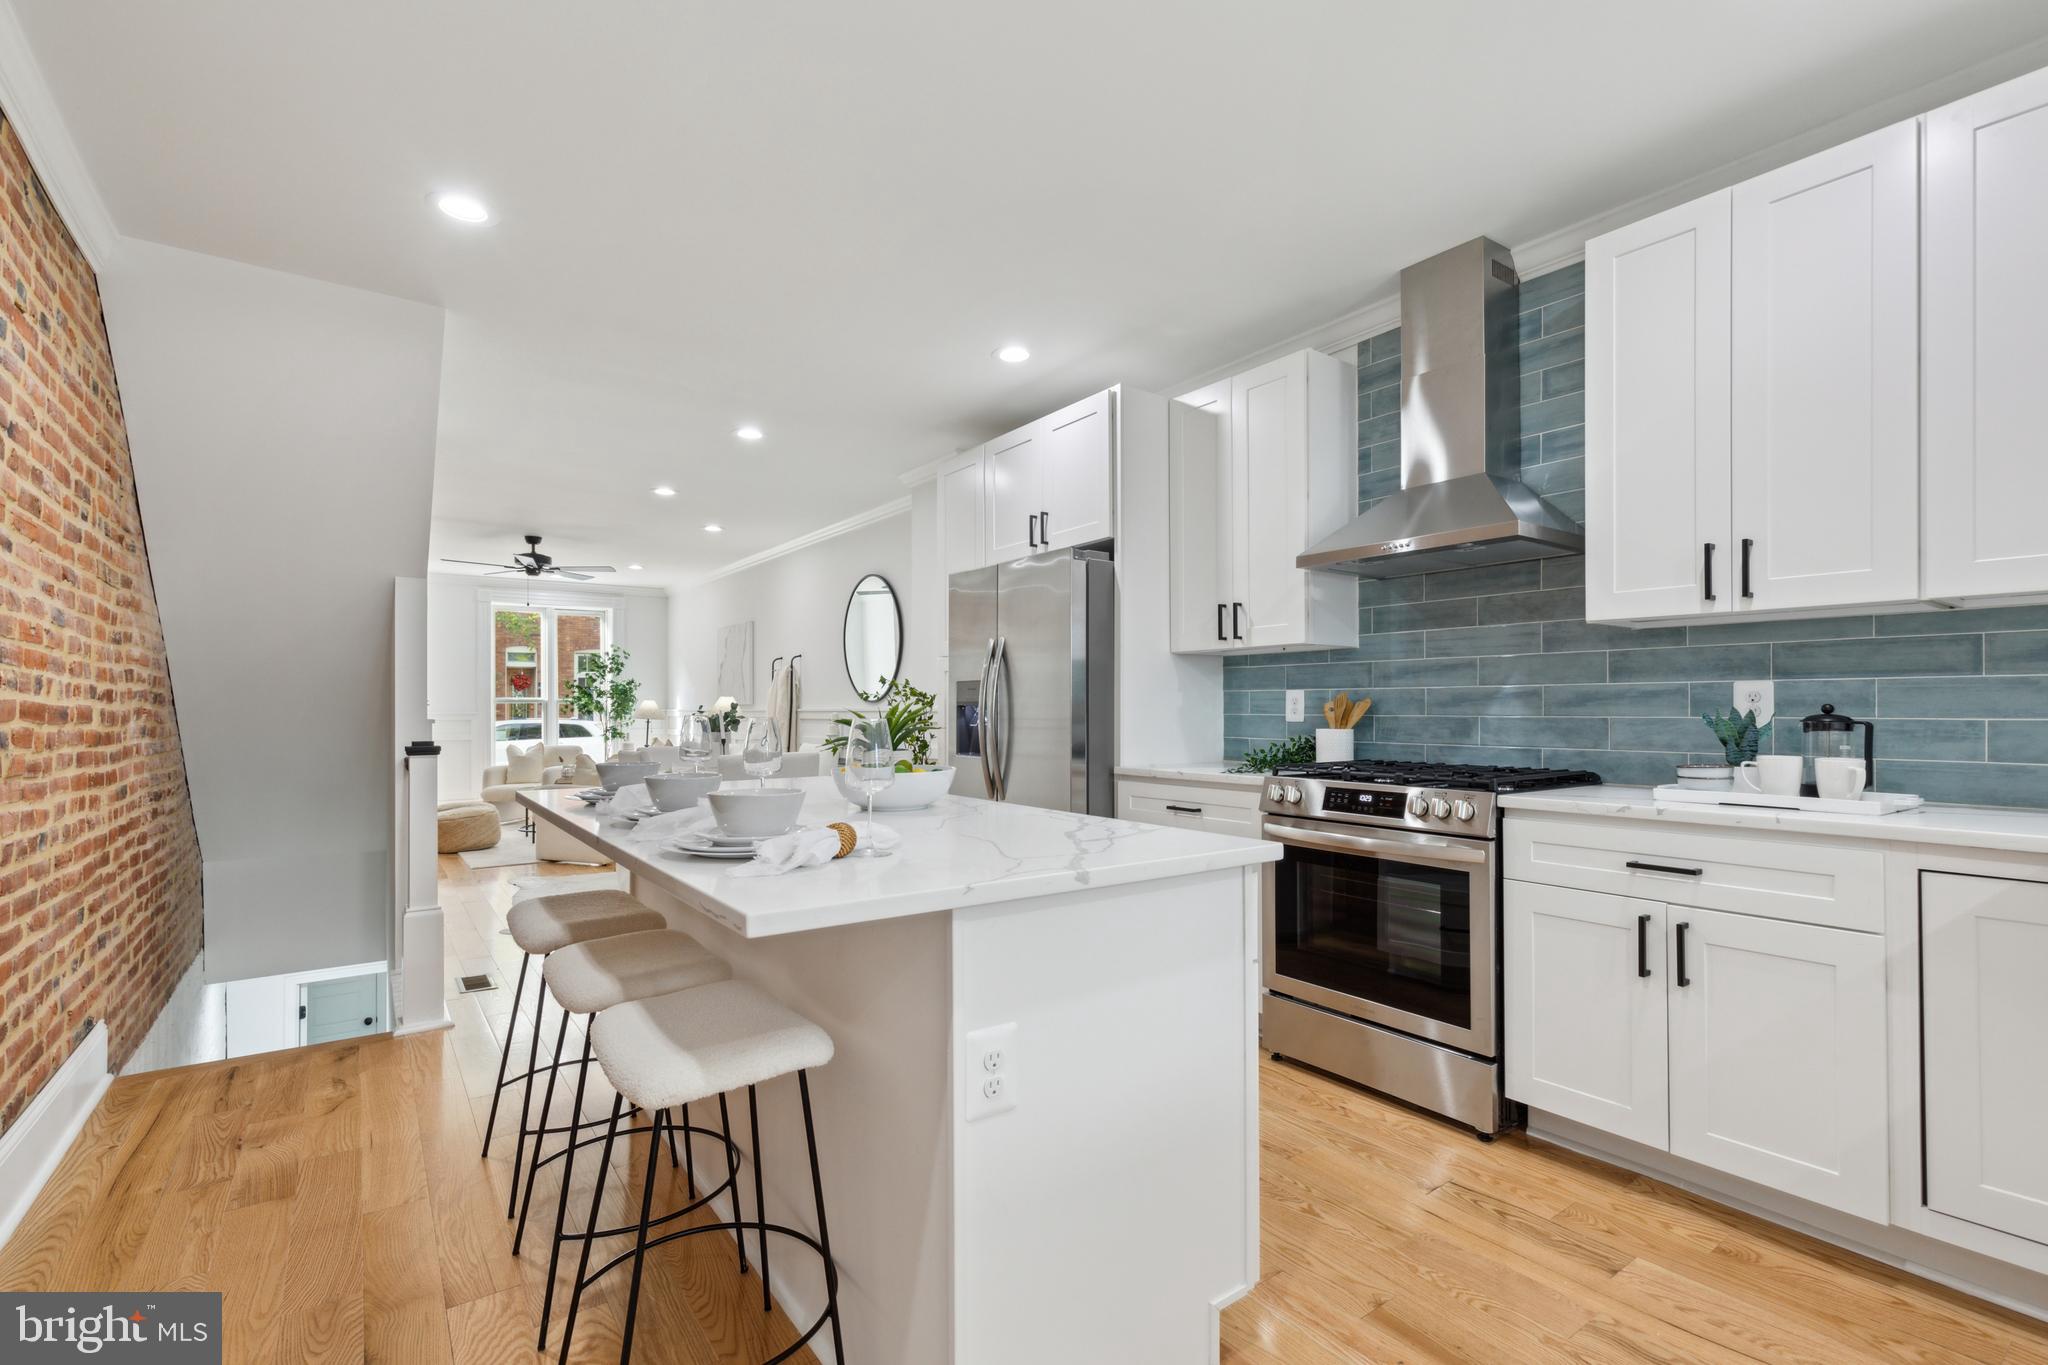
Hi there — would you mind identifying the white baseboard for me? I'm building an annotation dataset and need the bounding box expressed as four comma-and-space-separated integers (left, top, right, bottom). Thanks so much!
392, 1009, 453, 1038
0, 1020, 111, 1250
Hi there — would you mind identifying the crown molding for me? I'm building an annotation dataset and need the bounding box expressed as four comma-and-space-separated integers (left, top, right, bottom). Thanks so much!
693, 495, 911, 585
0, 1, 119, 272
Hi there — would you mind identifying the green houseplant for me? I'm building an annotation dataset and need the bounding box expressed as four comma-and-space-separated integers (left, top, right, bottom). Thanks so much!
823, 677, 939, 771
1682, 707, 1772, 787
564, 646, 641, 748
1230, 735, 1318, 774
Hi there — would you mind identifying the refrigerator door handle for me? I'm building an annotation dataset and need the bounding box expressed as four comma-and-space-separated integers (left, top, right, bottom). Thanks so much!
975, 637, 998, 797
988, 635, 1010, 801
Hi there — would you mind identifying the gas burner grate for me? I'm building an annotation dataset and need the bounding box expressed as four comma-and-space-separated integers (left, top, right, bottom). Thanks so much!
1272, 760, 1605, 794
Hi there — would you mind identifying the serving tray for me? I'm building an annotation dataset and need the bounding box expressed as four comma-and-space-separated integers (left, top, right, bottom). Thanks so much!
1651, 785, 1923, 816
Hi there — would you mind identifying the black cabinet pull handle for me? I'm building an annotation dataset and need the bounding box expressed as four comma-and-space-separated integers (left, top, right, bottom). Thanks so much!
1217, 604, 1228, 641
1031, 513, 1042, 548
1164, 804, 1203, 815
1740, 538, 1755, 599
1232, 602, 1245, 640
1637, 913, 1652, 978
1041, 509, 1051, 545
1626, 859, 1702, 876
1703, 542, 1716, 602
1676, 921, 1691, 987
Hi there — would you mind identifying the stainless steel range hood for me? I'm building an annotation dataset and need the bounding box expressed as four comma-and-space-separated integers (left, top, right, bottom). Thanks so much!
1297, 237, 1583, 578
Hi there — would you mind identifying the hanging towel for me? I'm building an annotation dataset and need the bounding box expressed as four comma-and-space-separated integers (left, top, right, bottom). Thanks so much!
770, 656, 802, 751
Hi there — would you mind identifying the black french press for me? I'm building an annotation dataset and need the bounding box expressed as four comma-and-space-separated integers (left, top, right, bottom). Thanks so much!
1799, 703, 1874, 798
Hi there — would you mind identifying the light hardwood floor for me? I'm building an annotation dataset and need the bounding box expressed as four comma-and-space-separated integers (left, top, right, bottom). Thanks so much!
3, 848, 2046, 1364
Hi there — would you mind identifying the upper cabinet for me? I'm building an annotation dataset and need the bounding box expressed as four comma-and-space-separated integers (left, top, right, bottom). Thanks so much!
1924, 67, 2048, 598
1586, 119, 1920, 624
938, 445, 987, 578
1169, 350, 1358, 655
985, 389, 1115, 564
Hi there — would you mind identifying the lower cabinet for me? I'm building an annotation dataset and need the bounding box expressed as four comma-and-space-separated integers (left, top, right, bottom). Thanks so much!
1505, 881, 1890, 1221
1922, 872, 2048, 1246
1114, 776, 1262, 839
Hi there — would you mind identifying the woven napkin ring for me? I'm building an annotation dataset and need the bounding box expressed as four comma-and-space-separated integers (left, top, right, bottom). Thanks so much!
828, 822, 859, 858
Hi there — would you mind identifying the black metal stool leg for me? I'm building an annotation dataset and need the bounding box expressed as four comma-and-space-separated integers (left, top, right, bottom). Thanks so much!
717, 1091, 749, 1274
672, 1103, 685, 1172
480, 952, 531, 1157
538, 1031, 592, 1350
799, 1070, 845, 1364
515, 1004, 572, 1251
617, 1106, 667, 1365
558, 1093, 624, 1365
509, 973, 549, 1217
748, 1083, 770, 1312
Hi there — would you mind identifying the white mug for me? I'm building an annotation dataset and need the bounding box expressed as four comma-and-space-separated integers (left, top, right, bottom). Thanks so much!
1734, 754, 1801, 796
1815, 756, 1868, 801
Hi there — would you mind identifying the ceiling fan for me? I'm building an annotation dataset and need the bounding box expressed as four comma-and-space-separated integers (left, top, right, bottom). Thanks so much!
441, 534, 615, 581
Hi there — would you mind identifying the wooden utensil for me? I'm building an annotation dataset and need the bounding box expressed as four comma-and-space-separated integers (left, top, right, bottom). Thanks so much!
1323, 692, 1373, 730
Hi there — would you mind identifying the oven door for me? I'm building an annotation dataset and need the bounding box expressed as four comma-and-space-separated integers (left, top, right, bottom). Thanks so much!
1261, 815, 1496, 1057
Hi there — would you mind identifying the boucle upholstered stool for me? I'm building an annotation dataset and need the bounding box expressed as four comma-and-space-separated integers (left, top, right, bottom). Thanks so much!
436, 801, 501, 854
557, 981, 842, 1365
481, 890, 666, 1220
520, 931, 734, 1349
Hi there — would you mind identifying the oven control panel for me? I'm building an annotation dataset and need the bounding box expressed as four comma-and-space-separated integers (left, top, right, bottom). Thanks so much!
1260, 779, 1496, 836
1318, 787, 1411, 820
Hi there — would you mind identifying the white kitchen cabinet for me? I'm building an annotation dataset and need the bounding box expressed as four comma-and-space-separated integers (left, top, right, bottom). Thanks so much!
1503, 882, 1669, 1149
1114, 775, 1262, 840
1924, 68, 2048, 598
1921, 872, 2048, 1246
983, 390, 1115, 565
985, 420, 1040, 563
1170, 350, 1357, 655
1732, 120, 1919, 613
1584, 191, 1733, 622
1665, 907, 1889, 1221
939, 445, 987, 578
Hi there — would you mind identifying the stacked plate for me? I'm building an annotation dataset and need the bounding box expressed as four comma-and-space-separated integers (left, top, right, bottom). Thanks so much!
573, 788, 611, 804
662, 828, 780, 860
615, 805, 663, 822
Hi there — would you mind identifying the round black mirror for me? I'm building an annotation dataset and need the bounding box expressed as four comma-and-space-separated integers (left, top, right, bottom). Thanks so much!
842, 573, 902, 702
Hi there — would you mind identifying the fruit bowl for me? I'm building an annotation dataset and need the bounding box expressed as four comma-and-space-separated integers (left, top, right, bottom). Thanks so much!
832, 763, 954, 811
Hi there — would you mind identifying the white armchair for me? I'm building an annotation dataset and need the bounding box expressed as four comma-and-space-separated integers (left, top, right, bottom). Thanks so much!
480, 743, 601, 821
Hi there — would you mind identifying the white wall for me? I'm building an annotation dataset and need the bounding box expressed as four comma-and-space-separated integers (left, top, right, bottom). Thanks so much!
669, 509, 913, 743
101, 238, 445, 982
425, 574, 669, 798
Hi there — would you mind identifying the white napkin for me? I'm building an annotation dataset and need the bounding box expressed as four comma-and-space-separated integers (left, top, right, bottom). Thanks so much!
729, 821, 900, 876
601, 782, 651, 816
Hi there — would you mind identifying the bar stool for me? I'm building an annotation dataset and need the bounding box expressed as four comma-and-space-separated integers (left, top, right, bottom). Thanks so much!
522, 929, 733, 1349
482, 889, 665, 1212
557, 980, 844, 1365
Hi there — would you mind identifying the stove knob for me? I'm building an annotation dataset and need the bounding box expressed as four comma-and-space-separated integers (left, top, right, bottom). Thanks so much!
1284, 786, 1303, 805
1452, 799, 1476, 822
1429, 797, 1451, 819
1266, 784, 1284, 803
1406, 792, 1430, 817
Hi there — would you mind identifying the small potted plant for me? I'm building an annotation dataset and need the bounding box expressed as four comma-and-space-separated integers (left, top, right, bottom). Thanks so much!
1685, 708, 1773, 787
1229, 735, 1318, 775
824, 678, 954, 809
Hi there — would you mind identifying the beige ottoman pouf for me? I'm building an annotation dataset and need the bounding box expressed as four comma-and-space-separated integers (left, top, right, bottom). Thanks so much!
437, 801, 501, 854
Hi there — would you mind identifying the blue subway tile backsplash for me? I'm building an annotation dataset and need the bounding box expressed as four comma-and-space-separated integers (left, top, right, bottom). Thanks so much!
1221, 260, 2048, 807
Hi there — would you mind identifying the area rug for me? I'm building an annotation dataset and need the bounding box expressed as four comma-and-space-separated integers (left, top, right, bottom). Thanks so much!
458, 825, 540, 869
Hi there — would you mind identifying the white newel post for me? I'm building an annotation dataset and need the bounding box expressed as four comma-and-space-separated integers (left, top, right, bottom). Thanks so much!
395, 740, 451, 1035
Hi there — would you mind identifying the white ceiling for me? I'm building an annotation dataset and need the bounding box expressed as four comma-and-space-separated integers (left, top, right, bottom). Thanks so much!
16, 0, 2048, 585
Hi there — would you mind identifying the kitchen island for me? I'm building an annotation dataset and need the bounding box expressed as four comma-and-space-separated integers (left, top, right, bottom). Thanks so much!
520, 780, 1280, 1365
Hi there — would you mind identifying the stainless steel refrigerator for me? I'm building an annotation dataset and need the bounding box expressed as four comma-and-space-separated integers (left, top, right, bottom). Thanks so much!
949, 549, 1115, 814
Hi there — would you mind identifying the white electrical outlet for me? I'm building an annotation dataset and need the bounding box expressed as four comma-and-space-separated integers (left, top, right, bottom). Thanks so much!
1285, 690, 1306, 722
1733, 680, 1775, 727
963, 1021, 1018, 1121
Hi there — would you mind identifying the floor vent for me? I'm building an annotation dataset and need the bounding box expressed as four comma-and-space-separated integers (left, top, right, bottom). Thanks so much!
457, 973, 497, 994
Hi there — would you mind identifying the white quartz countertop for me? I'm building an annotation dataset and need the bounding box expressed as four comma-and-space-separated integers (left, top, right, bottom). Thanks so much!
520, 777, 1279, 938
1114, 763, 1267, 788
1501, 784, 2048, 855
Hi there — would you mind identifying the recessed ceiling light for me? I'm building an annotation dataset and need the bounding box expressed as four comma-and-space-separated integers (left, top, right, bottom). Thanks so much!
627, 563, 643, 571
433, 191, 491, 224
703, 523, 723, 533
995, 344, 1030, 363
733, 425, 764, 442
651, 485, 677, 497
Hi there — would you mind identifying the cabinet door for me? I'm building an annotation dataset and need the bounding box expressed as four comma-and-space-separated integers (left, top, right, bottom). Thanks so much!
1169, 388, 1233, 653
1233, 353, 1307, 650
1504, 882, 1669, 1148
1924, 69, 2048, 597
1584, 191, 1733, 622
1666, 908, 1888, 1220
940, 447, 987, 575
1732, 120, 1919, 612
1036, 389, 1114, 551
985, 420, 1040, 562
1922, 872, 2048, 1245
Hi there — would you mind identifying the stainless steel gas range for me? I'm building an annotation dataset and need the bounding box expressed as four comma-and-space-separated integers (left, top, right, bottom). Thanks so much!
1258, 760, 1602, 1137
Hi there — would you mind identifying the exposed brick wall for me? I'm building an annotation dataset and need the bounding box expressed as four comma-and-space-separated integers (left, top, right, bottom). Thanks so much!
0, 112, 202, 1132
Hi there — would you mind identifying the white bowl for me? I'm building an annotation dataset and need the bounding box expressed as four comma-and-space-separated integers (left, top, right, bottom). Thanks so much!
833, 764, 954, 811
705, 787, 805, 838
596, 761, 658, 792
646, 772, 721, 812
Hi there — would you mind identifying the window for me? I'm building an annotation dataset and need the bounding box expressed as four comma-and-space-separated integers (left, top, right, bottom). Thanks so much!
491, 606, 613, 763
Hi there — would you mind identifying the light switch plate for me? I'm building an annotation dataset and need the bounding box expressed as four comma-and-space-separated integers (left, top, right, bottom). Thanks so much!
1285, 690, 1306, 722
1733, 680, 1774, 728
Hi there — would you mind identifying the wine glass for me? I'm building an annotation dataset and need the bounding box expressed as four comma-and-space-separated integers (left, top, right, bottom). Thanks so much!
843, 717, 896, 858
679, 712, 714, 775
741, 716, 784, 789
